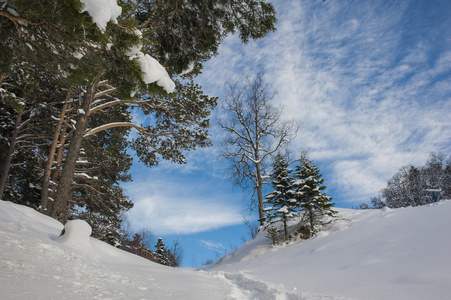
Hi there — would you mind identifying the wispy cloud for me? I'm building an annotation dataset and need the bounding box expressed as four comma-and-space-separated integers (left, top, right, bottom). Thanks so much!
124, 0, 450, 236
196, 0, 451, 205
123, 171, 243, 234
199, 240, 226, 252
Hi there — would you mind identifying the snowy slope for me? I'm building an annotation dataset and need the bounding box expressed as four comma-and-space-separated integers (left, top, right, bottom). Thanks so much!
1, 200, 451, 299
0, 201, 232, 299
204, 202, 451, 300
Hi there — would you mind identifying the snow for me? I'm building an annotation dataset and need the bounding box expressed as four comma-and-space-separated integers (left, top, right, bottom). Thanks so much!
204, 202, 451, 300
133, 52, 176, 93
0, 201, 229, 299
56, 220, 93, 254
79, 0, 121, 32
7, 7, 19, 17
74, 173, 98, 180
1, 199, 451, 299
124, 29, 175, 93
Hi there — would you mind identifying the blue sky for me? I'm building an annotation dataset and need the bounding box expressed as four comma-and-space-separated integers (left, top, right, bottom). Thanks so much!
123, 0, 451, 267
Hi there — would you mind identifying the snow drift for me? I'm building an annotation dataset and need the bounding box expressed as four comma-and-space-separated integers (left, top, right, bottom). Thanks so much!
1, 199, 450, 299
204, 202, 451, 300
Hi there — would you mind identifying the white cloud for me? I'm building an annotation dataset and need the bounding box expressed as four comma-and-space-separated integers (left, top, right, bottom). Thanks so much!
199, 240, 226, 252
124, 175, 243, 235
195, 0, 451, 206
117, 0, 450, 239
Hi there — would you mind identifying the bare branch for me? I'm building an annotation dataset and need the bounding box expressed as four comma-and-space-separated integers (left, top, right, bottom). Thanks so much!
219, 73, 300, 224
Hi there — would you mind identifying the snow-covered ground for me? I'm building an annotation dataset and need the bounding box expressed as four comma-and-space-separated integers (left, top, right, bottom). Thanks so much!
1, 199, 450, 299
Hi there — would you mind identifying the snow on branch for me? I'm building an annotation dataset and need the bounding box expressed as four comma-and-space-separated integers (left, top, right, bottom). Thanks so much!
79, 0, 121, 32
84, 122, 182, 139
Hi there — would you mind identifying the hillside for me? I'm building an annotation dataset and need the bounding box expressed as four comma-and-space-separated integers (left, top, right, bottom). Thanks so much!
1, 199, 450, 299
204, 202, 451, 299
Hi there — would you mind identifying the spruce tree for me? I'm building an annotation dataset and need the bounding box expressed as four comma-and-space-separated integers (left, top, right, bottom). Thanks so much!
292, 154, 336, 237
155, 237, 170, 266
263, 153, 297, 241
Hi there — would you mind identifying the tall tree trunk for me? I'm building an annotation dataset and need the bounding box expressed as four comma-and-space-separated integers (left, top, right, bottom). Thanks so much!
308, 207, 314, 237
283, 217, 288, 241
0, 108, 24, 199
256, 163, 265, 225
46, 110, 70, 214
51, 83, 97, 223
40, 89, 71, 214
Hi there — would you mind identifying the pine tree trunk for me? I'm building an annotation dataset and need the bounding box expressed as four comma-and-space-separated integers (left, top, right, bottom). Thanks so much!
309, 207, 314, 237
40, 89, 71, 214
47, 102, 72, 213
283, 217, 288, 241
51, 83, 97, 223
46, 121, 68, 213
0, 109, 23, 199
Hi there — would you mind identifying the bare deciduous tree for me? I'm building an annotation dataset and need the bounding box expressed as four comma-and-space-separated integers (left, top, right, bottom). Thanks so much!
219, 74, 300, 225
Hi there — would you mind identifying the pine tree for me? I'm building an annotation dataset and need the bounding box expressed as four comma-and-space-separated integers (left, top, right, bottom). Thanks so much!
263, 153, 297, 241
292, 154, 336, 237
135, 0, 277, 76
155, 237, 170, 266
68, 102, 134, 238
0, 66, 66, 203
2, 0, 279, 225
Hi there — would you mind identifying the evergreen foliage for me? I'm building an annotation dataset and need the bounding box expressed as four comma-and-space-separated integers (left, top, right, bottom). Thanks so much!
262, 153, 336, 242
136, 0, 277, 76
263, 153, 297, 240
292, 154, 337, 236
1, 0, 278, 241
155, 237, 170, 266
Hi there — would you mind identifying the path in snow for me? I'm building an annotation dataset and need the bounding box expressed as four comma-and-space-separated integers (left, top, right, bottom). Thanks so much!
209, 271, 348, 300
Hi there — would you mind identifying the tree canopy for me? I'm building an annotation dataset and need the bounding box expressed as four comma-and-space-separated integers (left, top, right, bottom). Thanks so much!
0, 0, 278, 240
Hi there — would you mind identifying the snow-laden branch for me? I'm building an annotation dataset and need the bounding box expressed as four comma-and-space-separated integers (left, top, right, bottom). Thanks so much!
84, 122, 185, 140
94, 87, 117, 99
84, 122, 145, 137
79, 0, 122, 32
89, 99, 121, 115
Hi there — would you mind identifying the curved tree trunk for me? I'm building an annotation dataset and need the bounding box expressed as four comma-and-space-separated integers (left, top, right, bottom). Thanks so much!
40, 89, 71, 214
51, 83, 97, 223
46, 116, 70, 214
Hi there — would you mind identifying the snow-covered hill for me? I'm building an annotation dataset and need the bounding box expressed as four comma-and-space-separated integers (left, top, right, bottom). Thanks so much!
205, 202, 451, 300
1, 199, 450, 299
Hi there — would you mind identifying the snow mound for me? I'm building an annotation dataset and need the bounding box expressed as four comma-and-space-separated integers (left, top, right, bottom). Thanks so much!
56, 219, 93, 253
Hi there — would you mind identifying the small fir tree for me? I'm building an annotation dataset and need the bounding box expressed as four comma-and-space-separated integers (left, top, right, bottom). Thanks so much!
292, 154, 336, 237
155, 237, 170, 266
263, 153, 297, 241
